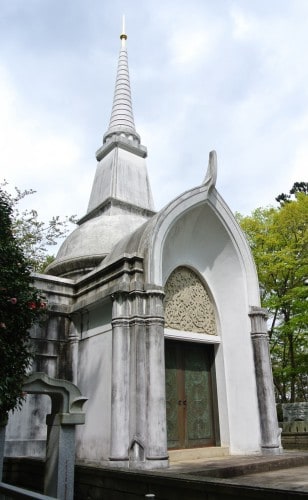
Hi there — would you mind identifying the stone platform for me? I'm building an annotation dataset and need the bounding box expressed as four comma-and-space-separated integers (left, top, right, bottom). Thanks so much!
4, 451, 308, 499
77, 451, 308, 499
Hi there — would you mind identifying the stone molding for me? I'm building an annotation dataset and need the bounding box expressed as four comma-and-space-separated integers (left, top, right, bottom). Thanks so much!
23, 372, 87, 424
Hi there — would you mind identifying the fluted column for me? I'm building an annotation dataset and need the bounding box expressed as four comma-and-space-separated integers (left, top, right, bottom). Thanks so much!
109, 292, 130, 466
145, 290, 168, 468
68, 320, 79, 385
129, 291, 147, 466
249, 306, 282, 454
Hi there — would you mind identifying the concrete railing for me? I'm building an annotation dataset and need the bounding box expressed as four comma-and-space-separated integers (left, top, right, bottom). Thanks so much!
0, 481, 57, 499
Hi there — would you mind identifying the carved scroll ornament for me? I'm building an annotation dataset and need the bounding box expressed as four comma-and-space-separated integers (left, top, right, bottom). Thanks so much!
164, 267, 217, 335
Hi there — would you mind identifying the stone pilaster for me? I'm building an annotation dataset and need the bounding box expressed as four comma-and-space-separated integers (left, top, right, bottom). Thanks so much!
249, 306, 282, 454
109, 292, 130, 466
129, 291, 147, 466
145, 290, 168, 468
68, 320, 79, 385
110, 284, 168, 470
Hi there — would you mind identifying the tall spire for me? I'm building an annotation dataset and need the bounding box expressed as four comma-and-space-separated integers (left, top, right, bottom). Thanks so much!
103, 18, 140, 145
84, 20, 154, 222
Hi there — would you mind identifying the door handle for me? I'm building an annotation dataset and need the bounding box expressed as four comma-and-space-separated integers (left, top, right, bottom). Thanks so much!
178, 400, 187, 406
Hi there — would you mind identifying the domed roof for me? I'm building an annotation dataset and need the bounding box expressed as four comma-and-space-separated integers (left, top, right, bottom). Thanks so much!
46, 212, 149, 278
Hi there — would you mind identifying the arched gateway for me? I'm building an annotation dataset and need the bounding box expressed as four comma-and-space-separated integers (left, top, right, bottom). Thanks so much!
5, 27, 281, 470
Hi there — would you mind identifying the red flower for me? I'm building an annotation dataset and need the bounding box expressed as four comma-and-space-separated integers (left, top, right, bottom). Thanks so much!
40, 301, 47, 309
8, 297, 17, 304
28, 301, 36, 310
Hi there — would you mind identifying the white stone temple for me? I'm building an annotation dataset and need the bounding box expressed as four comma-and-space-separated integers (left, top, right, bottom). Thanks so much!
5, 27, 281, 470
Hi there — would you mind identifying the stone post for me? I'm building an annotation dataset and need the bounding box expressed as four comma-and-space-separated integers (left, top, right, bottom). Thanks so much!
145, 290, 168, 469
110, 293, 130, 466
0, 418, 7, 481
22, 372, 87, 500
249, 307, 282, 454
45, 413, 81, 500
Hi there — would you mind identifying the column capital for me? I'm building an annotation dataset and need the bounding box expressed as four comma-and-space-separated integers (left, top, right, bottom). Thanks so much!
249, 306, 268, 336
249, 305, 268, 318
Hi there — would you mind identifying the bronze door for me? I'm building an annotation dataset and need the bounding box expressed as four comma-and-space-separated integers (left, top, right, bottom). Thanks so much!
165, 340, 216, 449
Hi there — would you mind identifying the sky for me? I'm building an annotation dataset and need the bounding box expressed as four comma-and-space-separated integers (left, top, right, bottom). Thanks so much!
1, 0, 307, 240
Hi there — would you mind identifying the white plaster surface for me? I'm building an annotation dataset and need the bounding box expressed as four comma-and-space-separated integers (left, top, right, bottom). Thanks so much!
76, 311, 112, 463
87, 147, 154, 214
56, 212, 149, 264
5, 394, 50, 457
159, 201, 261, 454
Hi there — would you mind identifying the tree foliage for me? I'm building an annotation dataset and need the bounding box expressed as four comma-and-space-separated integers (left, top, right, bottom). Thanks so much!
0, 187, 46, 421
1, 181, 76, 272
276, 181, 308, 205
237, 184, 308, 403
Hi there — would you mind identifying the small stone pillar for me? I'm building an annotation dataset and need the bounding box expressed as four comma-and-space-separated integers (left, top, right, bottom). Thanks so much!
249, 307, 282, 454
45, 413, 83, 499
22, 372, 87, 500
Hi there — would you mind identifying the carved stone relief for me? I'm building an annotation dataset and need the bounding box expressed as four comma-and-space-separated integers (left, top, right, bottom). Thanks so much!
164, 267, 217, 335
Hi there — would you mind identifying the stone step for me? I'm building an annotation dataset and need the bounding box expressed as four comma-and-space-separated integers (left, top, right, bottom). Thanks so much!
168, 446, 230, 463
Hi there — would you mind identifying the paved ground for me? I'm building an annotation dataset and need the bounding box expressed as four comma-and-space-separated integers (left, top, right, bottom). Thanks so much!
224, 465, 308, 492
152, 451, 308, 493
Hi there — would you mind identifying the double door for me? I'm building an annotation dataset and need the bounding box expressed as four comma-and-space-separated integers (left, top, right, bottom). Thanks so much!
165, 340, 216, 449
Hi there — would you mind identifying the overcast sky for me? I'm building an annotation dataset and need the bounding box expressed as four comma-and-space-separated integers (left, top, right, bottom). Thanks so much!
1, 0, 307, 236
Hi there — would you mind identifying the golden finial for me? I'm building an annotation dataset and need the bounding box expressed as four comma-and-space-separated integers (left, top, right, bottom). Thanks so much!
120, 15, 127, 45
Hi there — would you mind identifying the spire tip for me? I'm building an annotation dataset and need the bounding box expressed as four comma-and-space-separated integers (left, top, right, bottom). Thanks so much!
120, 15, 127, 45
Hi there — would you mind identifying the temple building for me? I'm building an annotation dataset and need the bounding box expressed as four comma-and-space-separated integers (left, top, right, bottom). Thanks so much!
5, 27, 281, 470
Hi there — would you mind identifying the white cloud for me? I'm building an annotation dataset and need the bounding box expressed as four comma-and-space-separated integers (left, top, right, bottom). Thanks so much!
1, 0, 308, 232
289, 145, 308, 182
169, 30, 210, 67
0, 63, 88, 221
230, 8, 256, 40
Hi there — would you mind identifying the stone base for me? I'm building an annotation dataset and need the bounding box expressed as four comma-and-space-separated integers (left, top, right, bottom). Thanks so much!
108, 457, 169, 470
261, 446, 282, 455
280, 421, 308, 451
168, 446, 229, 463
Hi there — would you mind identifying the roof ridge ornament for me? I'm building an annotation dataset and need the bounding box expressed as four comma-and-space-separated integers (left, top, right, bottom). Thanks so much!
203, 150, 217, 191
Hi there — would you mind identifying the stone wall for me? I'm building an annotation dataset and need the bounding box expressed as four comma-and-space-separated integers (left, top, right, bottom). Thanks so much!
4, 456, 308, 500
281, 422, 308, 450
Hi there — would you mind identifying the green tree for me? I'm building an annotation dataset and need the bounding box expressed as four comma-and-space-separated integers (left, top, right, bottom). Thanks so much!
276, 181, 308, 205
0, 187, 45, 421
237, 187, 308, 403
1, 181, 76, 272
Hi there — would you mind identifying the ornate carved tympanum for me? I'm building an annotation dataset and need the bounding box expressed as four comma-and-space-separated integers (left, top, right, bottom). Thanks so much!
164, 267, 217, 335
